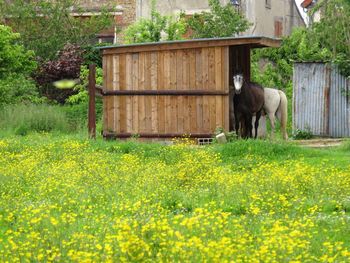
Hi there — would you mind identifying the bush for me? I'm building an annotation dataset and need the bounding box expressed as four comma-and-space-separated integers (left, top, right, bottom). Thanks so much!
292, 128, 313, 140
35, 44, 83, 103
0, 75, 39, 107
0, 103, 72, 135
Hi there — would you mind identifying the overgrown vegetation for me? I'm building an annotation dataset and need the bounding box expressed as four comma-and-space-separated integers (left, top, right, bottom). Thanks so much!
0, 104, 71, 135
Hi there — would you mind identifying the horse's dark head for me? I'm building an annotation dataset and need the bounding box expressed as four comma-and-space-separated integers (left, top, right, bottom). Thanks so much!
233, 74, 244, 94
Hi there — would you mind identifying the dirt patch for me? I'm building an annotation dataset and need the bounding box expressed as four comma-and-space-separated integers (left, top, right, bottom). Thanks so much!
294, 138, 345, 148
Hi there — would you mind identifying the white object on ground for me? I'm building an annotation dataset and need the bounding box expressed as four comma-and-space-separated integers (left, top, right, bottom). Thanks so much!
216, 133, 227, 144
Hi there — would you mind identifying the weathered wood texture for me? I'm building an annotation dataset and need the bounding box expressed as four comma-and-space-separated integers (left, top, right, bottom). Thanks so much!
103, 46, 230, 137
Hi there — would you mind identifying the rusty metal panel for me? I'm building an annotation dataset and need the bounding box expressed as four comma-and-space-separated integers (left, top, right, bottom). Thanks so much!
293, 63, 328, 136
293, 63, 350, 137
329, 66, 350, 137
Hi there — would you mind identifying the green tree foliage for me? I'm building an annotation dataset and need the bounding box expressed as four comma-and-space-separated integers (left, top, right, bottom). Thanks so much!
186, 0, 250, 38
0, 25, 38, 106
311, 0, 350, 77
252, 28, 332, 97
0, 25, 36, 78
124, 0, 186, 43
0, 0, 115, 60
252, 0, 350, 97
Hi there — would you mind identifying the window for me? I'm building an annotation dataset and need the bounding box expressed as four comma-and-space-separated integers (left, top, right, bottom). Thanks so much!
274, 17, 283, 37
98, 36, 115, 44
265, 0, 271, 9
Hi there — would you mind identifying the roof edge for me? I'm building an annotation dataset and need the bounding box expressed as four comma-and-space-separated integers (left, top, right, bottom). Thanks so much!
98, 35, 281, 52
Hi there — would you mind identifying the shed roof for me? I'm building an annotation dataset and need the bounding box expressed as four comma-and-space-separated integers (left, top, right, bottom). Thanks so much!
99, 36, 281, 55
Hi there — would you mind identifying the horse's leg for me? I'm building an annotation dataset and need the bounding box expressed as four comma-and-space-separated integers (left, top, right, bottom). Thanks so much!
234, 111, 240, 138
246, 116, 253, 138
268, 112, 276, 139
240, 120, 246, 138
254, 111, 262, 139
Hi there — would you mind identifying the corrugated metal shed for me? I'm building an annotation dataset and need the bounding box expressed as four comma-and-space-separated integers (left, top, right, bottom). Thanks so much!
293, 63, 350, 137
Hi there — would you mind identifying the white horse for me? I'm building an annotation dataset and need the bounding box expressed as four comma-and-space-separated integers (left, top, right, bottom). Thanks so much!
263, 88, 288, 140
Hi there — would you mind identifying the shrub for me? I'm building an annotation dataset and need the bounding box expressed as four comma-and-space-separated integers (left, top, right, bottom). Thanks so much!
292, 128, 313, 140
0, 75, 39, 107
35, 44, 83, 103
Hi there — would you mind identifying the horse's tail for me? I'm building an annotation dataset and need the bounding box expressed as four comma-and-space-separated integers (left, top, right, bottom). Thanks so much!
277, 90, 288, 140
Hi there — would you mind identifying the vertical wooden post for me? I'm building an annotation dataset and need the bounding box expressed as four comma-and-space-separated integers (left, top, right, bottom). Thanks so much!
88, 64, 96, 139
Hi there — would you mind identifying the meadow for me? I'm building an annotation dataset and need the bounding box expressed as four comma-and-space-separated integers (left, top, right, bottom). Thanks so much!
0, 133, 350, 262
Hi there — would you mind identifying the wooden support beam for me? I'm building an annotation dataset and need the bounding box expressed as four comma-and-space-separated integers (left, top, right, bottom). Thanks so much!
101, 89, 229, 96
88, 64, 96, 139
103, 132, 214, 139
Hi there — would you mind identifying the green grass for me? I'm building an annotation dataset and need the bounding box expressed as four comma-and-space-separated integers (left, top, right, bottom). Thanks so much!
0, 133, 349, 261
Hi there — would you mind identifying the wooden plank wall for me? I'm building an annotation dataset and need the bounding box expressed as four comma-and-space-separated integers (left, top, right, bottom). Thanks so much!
103, 46, 230, 137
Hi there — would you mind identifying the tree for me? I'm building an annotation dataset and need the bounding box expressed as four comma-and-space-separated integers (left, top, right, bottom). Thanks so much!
0, 25, 38, 106
252, 0, 350, 99
124, 0, 186, 44
311, 0, 350, 77
186, 0, 250, 38
0, 0, 115, 60
0, 25, 36, 78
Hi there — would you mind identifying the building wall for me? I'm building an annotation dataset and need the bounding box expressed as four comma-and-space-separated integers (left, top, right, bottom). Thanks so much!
77, 0, 136, 24
77, 0, 305, 41
243, 0, 305, 37
136, 0, 230, 18
136, 0, 305, 38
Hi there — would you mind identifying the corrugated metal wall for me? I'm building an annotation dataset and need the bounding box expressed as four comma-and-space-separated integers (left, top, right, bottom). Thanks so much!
293, 63, 350, 137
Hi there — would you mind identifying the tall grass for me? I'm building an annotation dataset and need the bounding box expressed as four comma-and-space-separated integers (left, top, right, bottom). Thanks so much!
0, 103, 84, 135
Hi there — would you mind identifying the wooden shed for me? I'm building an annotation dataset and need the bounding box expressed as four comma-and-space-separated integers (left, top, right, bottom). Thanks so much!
99, 36, 280, 139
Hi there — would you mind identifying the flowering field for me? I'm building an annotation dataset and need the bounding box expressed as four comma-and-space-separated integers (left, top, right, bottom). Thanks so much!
0, 135, 350, 262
